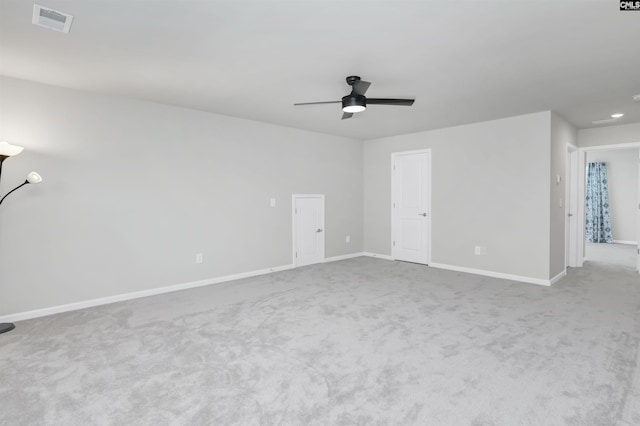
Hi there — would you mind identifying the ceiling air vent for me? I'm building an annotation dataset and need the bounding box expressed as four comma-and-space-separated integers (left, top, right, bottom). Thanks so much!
32, 4, 73, 33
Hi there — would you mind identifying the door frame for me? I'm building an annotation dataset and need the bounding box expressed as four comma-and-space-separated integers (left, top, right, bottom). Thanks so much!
292, 194, 325, 267
390, 149, 432, 264
566, 144, 579, 268
576, 141, 640, 271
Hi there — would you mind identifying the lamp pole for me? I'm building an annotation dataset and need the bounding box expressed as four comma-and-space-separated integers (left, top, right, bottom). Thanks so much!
0, 154, 8, 181
0, 141, 43, 335
0, 157, 16, 330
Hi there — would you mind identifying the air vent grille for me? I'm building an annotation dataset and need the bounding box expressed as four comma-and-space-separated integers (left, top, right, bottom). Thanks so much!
32, 4, 73, 33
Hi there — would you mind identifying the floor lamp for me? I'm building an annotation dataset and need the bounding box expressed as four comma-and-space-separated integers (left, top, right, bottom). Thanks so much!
0, 141, 44, 334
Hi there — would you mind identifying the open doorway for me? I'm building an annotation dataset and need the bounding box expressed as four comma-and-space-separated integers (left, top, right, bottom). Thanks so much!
574, 143, 640, 272
584, 148, 637, 268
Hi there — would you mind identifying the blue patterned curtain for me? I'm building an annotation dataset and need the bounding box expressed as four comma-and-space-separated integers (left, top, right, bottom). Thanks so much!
585, 162, 613, 243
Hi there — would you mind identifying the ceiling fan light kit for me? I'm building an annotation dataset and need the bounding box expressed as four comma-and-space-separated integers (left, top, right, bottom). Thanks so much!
342, 94, 366, 113
295, 75, 415, 120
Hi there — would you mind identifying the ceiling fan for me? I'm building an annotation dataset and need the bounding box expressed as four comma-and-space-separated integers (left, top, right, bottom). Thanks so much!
294, 76, 415, 120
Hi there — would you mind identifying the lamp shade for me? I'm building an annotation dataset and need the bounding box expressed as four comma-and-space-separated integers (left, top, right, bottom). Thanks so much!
0, 141, 24, 157
26, 171, 43, 184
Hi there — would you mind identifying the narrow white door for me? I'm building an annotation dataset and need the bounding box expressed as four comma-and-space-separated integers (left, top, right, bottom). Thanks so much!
392, 150, 431, 264
293, 195, 325, 267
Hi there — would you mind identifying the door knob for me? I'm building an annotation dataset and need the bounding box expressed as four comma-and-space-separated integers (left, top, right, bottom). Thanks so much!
317, 229, 323, 233
418, 213, 427, 217
568, 213, 573, 217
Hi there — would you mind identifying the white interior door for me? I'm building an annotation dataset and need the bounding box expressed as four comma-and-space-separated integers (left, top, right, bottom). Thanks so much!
392, 150, 431, 264
293, 195, 325, 267
637, 150, 640, 272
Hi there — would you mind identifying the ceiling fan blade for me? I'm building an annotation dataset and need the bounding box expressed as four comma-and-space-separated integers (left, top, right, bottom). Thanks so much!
353, 80, 371, 96
342, 112, 353, 120
366, 98, 415, 106
294, 101, 341, 106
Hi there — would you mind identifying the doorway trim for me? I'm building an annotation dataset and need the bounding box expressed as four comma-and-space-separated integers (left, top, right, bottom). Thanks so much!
566, 144, 579, 268
390, 148, 432, 265
576, 141, 640, 271
292, 194, 325, 267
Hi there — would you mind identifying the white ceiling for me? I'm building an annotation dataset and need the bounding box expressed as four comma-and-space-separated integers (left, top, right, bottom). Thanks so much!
1, 0, 639, 140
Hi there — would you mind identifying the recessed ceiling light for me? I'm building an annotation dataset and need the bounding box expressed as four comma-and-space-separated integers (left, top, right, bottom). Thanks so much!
611, 113, 624, 118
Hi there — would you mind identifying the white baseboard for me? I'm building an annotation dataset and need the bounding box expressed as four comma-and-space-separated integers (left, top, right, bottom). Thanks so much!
0, 255, 570, 322
429, 262, 552, 286
362, 252, 393, 261
549, 270, 567, 286
324, 252, 365, 263
363, 254, 554, 287
613, 240, 637, 245
0, 263, 295, 323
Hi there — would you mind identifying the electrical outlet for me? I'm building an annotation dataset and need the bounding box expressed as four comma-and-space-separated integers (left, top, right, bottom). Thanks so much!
474, 246, 487, 255
346, 235, 351, 243
196, 253, 203, 264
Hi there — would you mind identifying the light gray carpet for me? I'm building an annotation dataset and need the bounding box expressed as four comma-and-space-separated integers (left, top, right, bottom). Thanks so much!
1, 257, 640, 425
585, 242, 636, 269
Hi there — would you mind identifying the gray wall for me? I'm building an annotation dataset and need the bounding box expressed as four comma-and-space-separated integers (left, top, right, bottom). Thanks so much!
586, 148, 638, 243
550, 113, 577, 277
363, 112, 552, 280
0, 77, 363, 315
578, 123, 640, 147
1, 75, 598, 316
